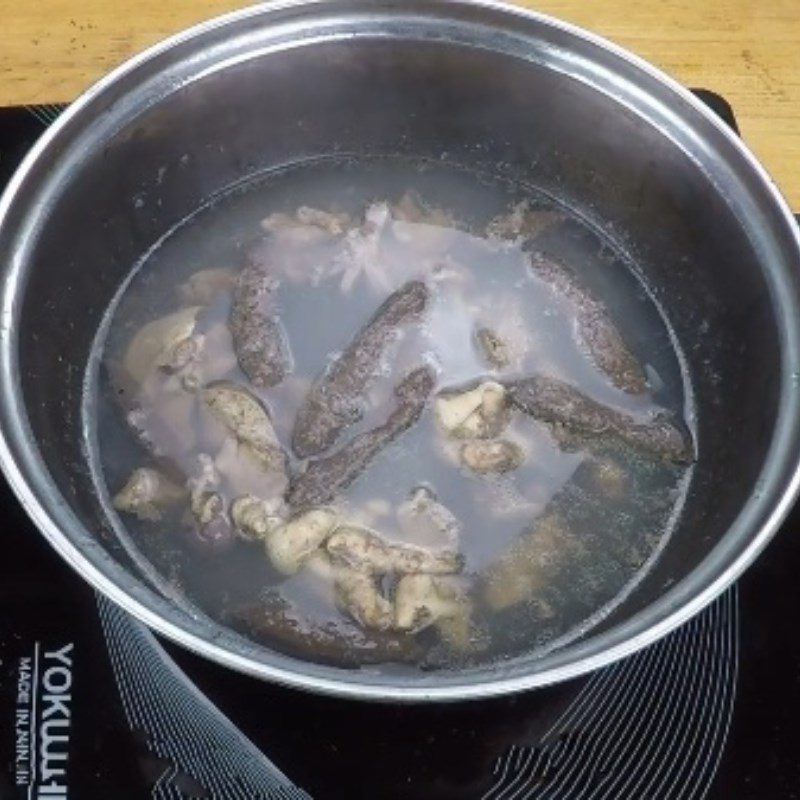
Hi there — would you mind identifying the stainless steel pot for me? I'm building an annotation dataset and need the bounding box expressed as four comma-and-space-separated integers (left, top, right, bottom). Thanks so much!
1, 0, 799, 701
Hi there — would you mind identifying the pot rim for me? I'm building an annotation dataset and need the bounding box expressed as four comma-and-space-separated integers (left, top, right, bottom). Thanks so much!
1, 0, 799, 702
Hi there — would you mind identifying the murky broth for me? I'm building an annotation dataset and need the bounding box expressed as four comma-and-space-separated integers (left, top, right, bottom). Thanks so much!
84, 158, 694, 670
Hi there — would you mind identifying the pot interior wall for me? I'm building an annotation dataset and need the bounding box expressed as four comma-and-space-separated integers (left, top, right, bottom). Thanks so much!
3, 24, 790, 685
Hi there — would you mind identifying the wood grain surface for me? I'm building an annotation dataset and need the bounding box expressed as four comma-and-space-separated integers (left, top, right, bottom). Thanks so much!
0, 0, 798, 208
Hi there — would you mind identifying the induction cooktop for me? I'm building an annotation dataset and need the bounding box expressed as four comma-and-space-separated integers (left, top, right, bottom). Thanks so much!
0, 91, 797, 800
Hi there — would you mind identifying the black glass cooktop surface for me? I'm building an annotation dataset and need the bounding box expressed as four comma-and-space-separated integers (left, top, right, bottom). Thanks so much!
0, 94, 798, 800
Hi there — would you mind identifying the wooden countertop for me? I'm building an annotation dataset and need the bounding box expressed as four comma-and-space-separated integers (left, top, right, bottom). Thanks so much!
1, 0, 798, 209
